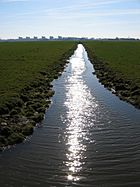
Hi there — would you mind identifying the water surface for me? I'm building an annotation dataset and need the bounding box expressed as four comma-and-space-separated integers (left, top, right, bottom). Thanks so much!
0, 44, 140, 187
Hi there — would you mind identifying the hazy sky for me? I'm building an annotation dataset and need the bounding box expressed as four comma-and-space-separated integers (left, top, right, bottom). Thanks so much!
0, 0, 140, 39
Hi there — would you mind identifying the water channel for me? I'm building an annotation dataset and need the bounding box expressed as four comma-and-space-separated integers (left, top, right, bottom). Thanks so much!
0, 44, 140, 186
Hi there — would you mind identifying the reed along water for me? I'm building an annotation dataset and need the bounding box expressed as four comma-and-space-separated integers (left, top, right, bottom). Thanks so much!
0, 44, 140, 187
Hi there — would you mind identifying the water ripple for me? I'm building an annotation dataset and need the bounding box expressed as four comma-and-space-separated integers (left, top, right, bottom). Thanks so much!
62, 44, 99, 181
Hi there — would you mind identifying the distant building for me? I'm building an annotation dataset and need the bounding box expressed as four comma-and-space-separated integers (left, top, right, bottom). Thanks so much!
18, 37, 23, 40
41, 36, 46, 40
34, 36, 38, 40
58, 36, 63, 40
49, 36, 54, 40
26, 37, 30, 40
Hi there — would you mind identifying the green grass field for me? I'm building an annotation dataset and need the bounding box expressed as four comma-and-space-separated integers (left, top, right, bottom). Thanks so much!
0, 41, 76, 148
0, 40, 140, 147
84, 41, 140, 86
0, 41, 76, 108
84, 40, 140, 108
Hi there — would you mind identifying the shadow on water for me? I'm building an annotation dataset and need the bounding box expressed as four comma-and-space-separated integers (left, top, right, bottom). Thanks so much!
0, 44, 140, 187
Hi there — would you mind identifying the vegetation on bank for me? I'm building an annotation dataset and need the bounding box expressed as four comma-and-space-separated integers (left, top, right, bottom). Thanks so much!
0, 41, 76, 149
84, 41, 140, 108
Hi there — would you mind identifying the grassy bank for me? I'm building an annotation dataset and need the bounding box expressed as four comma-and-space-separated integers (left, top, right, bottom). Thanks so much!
84, 41, 140, 108
0, 41, 76, 149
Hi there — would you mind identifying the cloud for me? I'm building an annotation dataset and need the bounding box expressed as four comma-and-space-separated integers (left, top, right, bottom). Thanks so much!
45, 8, 140, 21
1, 0, 139, 19
45, 0, 132, 13
1, 0, 30, 2
1, 0, 140, 22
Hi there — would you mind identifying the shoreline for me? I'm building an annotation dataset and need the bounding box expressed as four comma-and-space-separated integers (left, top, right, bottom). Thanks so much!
0, 44, 77, 150
84, 45, 140, 109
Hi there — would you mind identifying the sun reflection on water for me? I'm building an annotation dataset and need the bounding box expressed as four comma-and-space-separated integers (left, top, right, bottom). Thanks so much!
62, 44, 99, 181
